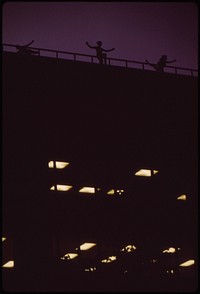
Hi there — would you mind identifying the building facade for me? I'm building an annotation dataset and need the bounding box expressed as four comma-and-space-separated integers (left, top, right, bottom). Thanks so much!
3, 51, 198, 291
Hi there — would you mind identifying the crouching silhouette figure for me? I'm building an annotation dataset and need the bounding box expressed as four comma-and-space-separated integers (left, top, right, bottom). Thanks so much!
145, 55, 176, 72
16, 40, 39, 55
86, 41, 115, 65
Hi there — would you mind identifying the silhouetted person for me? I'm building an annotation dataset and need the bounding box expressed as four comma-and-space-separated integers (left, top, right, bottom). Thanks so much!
145, 55, 176, 72
86, 41, 115, 64
16, 40, 39, 55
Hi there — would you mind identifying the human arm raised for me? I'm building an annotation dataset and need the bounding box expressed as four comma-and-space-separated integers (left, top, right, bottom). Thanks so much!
23, 40, 34, 47
102, 47, 115, 52
166, 59, 177, 64
86, 41, 96, 49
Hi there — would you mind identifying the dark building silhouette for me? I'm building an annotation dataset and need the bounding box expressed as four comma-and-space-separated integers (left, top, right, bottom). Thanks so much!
2, 50, 198, 292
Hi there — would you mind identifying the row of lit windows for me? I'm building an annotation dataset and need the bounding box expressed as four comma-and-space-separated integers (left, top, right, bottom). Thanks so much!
50, 185, 125, 196
48, 161, 159, 177
48, 161, 187, 201
49, 184, 187, 201
2, 258, 195, 269
59, 242, 195, 274
2, 237, 195, 269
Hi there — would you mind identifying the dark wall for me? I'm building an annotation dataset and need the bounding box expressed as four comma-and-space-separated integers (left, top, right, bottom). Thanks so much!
2, 52, 198, 291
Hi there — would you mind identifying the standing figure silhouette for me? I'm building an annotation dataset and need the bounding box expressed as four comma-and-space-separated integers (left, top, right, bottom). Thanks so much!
145, 55, 176, 72
86, 41, 115, 64
16, 40, 39, 55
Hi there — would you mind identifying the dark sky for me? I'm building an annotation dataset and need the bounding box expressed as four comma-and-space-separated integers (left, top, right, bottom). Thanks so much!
2, 1, 198, 69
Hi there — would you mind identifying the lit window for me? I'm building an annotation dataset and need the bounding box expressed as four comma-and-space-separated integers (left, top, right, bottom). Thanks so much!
57, 185, 72, 191
55, 161, 70, 169
135, 169, 159, 177
107, 189, 124, 196
3, 260, 14, 268
50, 186, 55, 190
61, 253, 78, 260
121, 244, 137, 252
177, 194, 187, 201
101, 256, 117, 263
107, 189, 115, 195
85, 267, 96, 272
2, 237, 6, 242
116, 189, 124, 196
162, 247, 176, 253
166, 269, 174, 274
79, 187, 95, 194
48, 161, 69, 169
179, 259, 195, 267
48, 161, 54, 168
80, 243, 96, 251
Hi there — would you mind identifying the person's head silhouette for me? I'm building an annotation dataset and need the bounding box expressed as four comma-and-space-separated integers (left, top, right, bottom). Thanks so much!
96, 41, 102, 47
161, 55, 167, 61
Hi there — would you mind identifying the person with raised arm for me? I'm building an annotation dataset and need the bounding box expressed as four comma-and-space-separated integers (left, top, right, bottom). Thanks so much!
16, 40, 39, 55
86, 40, 115, 65
145, 55, 176, 72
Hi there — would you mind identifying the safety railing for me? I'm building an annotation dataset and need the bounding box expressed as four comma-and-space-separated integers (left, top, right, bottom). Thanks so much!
2, 43, 198, 77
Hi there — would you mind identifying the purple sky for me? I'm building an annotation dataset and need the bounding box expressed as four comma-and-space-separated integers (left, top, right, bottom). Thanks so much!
2, 2, 198, 69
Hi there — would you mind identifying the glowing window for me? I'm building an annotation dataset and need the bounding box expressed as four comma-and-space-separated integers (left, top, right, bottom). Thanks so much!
55, 161, 70, 169
79, 187, 95, 194
50, 186, 55, 190
177, 194, 187, 201
179, 259, 195, 267
3, 260, 14, 268
57, 185, 72, 191
135, 169, 159, 177
166, 269, 174, 274
107, 189, 115, 195
121, 244, 137, 252
80, 243, 96, 251
162, 247, 176, 253
101, 256, 117, 263
116, 189, 124, 196
61, 253, 78, 260
107, 189, 124, 196
2, 237, 6, 242
48, 161, 69, 169
85, 267, 96, 272
48, 161, 54, 168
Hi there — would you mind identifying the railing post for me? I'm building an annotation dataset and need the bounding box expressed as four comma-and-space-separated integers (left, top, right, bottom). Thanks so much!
142, 63, 144, 70
73, 54, 76, 61
91, 56, 94, 63
56, 51, 58, 59
175, 67, 178, 74
125, 61, 128, 68
108, 58, 111, 65
191, 70, 193, 77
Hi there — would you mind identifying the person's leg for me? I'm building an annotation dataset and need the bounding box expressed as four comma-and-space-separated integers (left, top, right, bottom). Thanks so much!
98, 56, 103, 64
103, 53, 107, 64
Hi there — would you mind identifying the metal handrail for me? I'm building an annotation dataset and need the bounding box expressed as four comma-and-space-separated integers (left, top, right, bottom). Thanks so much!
2, 43, 198, 77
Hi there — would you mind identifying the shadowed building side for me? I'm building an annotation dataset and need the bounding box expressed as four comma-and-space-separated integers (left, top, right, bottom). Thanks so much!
3, 52, 198, 291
